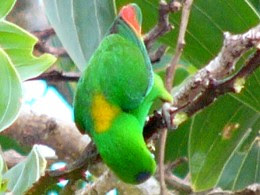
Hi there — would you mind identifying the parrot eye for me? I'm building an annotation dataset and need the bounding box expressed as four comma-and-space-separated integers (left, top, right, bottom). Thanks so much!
136, 171, 151, 183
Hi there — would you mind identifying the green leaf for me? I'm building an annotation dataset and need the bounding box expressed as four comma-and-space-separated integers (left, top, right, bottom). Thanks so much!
184, 66, 260, 191
0, 20, 56, 81
217, 136, 260, 191
0, 155, 8, 193
248, 0, 260, 13
165, 120, 191, 178
189, 94, 259, 191
0, 2, 56, 131
0, 0, 16, 20
0, 156, 4, 175
43, 0, 116, 71
0, 48, 22, 132
3, 145, 47, 194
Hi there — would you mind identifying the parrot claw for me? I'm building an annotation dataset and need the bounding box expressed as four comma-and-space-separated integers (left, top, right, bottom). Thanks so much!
162, 103, 177, 130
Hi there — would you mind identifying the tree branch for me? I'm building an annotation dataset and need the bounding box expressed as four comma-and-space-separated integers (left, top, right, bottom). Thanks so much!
144, 0, 182, 50
181, 49, 260, 117
164, 157, 192, 193
159, 0, 193, 194
208, 184, 260, 195
1, 110, 88, 163
143, 24, 260, 133
28, 70, 80, 82
1, 150, 26, 168
34, 43, 68, 57
33, 28, 69, 57
171, 24, 260, 118
26, 142, 99, 195
165, 0, 193, 91
33, 28, 55, 40
158, 127, 168, 195
165, 173, 192, 193
150, 45, 169, 64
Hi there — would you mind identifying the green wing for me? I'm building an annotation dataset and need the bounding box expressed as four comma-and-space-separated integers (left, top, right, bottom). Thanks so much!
74, 34, 152, 133
108, 3, 154, 96
97, 34, 151, 110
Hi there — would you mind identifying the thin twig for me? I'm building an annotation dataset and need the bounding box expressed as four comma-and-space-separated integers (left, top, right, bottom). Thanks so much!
33, 28, 69, 57
165, 173, 192, 193
165, 0, 194, 91
159, 1, 193, 194
165, 157, 188, 172
34, 42, 68, 57
33, 28, 55, 40
150, 45, 169, 64
164, 157, 191, 193
144, 0, 182, 50
158, 127, 168, 195
27, 70, 80, 82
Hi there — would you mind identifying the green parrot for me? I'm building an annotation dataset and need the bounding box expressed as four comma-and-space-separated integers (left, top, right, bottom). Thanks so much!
74, 4, 172, 184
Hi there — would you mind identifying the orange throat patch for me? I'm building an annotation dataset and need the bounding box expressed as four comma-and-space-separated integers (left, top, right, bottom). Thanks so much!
91, 94, 120, 133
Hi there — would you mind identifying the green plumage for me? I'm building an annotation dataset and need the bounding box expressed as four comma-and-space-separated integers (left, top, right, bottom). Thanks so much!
74, 4, 172, 184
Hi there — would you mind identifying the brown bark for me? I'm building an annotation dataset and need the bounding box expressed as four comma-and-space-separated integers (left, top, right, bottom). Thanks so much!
1, 110, 89, 163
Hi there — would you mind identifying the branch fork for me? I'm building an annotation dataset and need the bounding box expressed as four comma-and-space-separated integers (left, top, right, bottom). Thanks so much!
170, 24, 260, 119
144, 0, 182, 50
9, 2, 260, 194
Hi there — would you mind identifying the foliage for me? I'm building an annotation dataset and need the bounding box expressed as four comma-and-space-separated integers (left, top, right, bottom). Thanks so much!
43, 0, 116, 71
0, 0, 55, 193
0, 0, 56, 132
2, 145, 46, 194
0, 0, 259, 194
